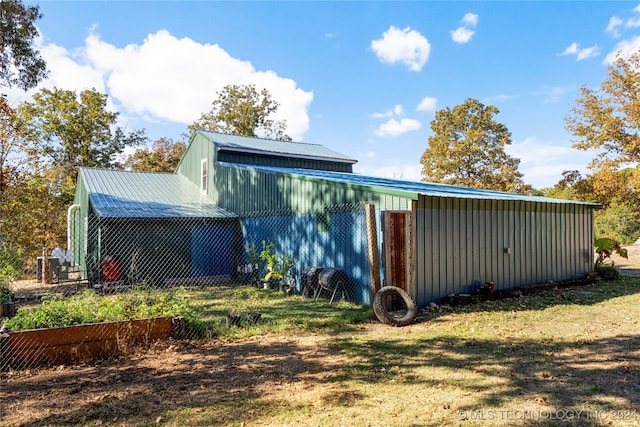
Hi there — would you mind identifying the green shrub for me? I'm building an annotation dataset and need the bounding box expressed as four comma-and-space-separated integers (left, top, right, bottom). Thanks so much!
4, 288, 200, 331
0, 246, 23, 285
594, 199, 640, 245
0, 283, 14, 303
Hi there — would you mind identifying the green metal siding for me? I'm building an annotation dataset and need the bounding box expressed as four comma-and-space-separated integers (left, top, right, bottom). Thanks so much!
414, 195, 594, 306
211, 164, 413, 214
176, 133, 215, 201
217, 150, 353, 172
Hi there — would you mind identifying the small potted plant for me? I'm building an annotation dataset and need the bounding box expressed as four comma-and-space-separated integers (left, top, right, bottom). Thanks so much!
0, 283, 15, 319
259, 241, 297, 294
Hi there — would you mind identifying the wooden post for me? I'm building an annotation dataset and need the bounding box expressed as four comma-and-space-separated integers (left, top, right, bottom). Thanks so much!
408, 200, 417, 299
41, 247, 51, 285
365, 204, 381, 294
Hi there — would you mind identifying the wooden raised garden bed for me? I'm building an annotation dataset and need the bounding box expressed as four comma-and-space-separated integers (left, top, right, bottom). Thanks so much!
0, 316, 184, 369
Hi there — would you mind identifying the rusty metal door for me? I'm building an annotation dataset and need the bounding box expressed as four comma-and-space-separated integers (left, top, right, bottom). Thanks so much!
382, 210, 414, 292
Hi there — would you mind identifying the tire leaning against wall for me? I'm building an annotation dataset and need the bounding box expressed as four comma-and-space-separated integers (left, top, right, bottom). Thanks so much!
373, 286, 418, 327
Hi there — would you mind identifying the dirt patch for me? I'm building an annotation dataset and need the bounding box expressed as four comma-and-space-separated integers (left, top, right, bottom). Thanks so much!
610, 244, 640, 276
0, 333, 349, 426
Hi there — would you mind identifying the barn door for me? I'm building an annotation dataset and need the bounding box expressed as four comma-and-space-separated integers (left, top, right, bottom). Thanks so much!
382, 210, 415, 293
191, 223, 235, 277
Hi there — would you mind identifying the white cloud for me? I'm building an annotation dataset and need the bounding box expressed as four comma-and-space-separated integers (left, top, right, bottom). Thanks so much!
354, 163, 423, 182
451, 12, 478, 44
504, 137, 592, 188
4, 41, 107, 107
536, 86, 567, 104
417, 96, 437, 112
9, 29, 313, 141
604, 34, 640, 64
627, 17, 640, 27
607, 15, 623, 37
482, 94, 513, 104
562, 42, 579, 55
560, 42, 600, 60
462, 13, 479, 27
451, 27, 475, 44
374, 118, 422, 137
370, 26, 431, 71
372, 104, 403, 118
576, 45, 601, 60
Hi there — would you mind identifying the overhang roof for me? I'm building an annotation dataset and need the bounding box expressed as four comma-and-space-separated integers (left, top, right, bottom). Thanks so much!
79, 168, 238, 219
219, 162, 601, 207
198, 131, 358, 164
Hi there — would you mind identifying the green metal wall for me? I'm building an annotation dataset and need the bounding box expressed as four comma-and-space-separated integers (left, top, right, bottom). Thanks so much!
414, 196, 595, 306
71, 173, 90, 276
210, 164, 414, 214
217, 151, 353, 172
176, 133, 216, 201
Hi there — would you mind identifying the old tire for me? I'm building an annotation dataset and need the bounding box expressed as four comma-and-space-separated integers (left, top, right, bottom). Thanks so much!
373, 286, 417, 327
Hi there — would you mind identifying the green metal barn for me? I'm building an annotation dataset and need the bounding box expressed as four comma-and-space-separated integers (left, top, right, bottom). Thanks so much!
71, 131, 599, 306
71, 168, 241, 287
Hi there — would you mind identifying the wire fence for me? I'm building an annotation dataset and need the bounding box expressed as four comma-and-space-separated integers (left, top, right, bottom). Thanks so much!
0, 202, 374, 371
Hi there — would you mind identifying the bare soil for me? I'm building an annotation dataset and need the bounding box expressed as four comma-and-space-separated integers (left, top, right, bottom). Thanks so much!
609, 244, 640, 277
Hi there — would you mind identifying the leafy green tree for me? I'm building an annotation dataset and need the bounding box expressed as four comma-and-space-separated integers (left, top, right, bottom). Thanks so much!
2, 88, 147, 264
544, 170, 594, 202
420, 98, 530, 193
594, 198, 640, 245
15, 87, 147, 174
565, 51, 640, 170
0, 163, 73, 268
188, 84, 292, 141
125, 137, 186, 172
0, 95, 34, 254
0, 0, 48, 90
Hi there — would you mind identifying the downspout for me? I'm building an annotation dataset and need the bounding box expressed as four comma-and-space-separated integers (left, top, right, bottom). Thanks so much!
67, 204, 80, 254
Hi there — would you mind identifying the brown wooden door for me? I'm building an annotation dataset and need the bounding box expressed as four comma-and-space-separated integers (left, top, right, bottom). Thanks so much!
383, 210, 414, 291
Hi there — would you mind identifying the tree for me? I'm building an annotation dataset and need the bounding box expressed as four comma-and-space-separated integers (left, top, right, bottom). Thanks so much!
544, 170, 594, 202
594, 198, 640, 245
188, 84, 291, 141
420, 98, 530, 193
564, 51, 640, 242
15, 87, 147, 174
0, 95, 34, 251
0, 0, 48, 90
565, 51, 640, 169
125, 137, 186, 172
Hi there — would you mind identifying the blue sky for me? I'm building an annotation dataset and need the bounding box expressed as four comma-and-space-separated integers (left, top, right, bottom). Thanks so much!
8, 1, 640, 188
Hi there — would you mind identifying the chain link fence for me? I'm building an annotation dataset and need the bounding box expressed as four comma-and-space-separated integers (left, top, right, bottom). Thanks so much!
1, 202, 375, 371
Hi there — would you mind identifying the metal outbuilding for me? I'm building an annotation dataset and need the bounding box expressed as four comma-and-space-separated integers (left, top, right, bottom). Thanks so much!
172, 131, 599, 306
72, 131, 599, 306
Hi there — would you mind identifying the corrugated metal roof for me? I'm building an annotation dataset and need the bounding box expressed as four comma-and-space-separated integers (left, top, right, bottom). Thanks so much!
199, 131, 358, 164
219, 162, 600, 206
80, 168, 238, 219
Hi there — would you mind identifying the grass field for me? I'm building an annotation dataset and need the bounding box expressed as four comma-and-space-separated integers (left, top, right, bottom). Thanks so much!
2, 276, 640, 426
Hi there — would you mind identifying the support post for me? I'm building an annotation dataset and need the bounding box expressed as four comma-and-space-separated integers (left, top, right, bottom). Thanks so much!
365, 204, 381, 294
